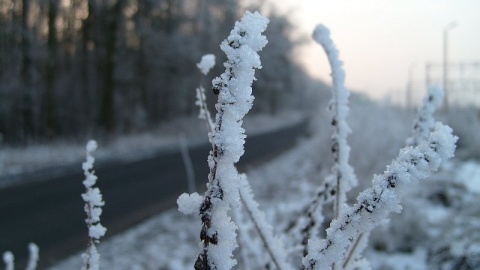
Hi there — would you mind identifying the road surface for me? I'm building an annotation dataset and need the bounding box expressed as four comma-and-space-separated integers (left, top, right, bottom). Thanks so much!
0, 120, 308, 268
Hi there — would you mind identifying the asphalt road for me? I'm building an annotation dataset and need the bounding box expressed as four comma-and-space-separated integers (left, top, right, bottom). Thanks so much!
0, 120, 308, 268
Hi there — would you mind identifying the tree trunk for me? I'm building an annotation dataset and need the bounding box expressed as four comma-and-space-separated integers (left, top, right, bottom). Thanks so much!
21, 0, 35, 141
45, 0, 58, 138
81, 0, 96, 136
99, 0, 124, 132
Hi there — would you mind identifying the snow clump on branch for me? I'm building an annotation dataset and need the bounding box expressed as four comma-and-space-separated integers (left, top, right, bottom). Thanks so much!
313, 24, 357, 216
406, 86, 444, 147
197, 54, 216, 76
81, 140, 106, 270
303, 123, 457, 269
191, 11, 269, 270
195, 54, 216, 131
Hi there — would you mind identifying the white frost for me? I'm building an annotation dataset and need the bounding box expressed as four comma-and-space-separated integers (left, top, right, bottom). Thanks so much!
26, 243, 39, 270
81, 140, 106, 270
197, 54, 216, 75
194, 10, 269, 270
406, 86, 444, 146
2, 251, 14, 270
89, 223, 107, 239
303, 123, 457, 269
82, 245, 100, 270
313, 23, 357, 217
177, 192, 203, 215
455, 160, 480, 194
238, 174, 292, 269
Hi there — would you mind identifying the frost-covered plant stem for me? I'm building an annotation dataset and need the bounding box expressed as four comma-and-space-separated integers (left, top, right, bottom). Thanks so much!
312, 24, 357, 220
406, 86, 444, 147
341, 232, 369, 269
2, 243, 39, 270
293, 24, 357, 259
193, 52, 290, 269
196, 85, 291, 270
238, 175, 292, 270
179, 134, 196, 193
81, 140, 107, 270
26, 243, 39, 270
194, 11, 269, 270
303, 123, 457, 269
3, 251, 14, 270
196, 54, 216, 134
343, 86, 445, 268
293, 179, 335, 257
196, 86, 215, 133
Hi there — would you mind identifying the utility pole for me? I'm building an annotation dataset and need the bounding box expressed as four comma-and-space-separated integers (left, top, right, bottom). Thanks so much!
406, 63, 416, 110
425, 62, 432, 89
443, 21, 457, 112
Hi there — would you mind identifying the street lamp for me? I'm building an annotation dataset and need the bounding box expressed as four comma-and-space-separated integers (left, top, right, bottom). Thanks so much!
443, 21, 457, 112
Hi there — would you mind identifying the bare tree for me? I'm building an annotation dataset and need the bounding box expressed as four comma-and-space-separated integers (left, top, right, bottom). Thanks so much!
44, 0, 58, 138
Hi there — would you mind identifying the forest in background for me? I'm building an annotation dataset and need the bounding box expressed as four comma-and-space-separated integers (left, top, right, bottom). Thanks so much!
0, 0, 326, 144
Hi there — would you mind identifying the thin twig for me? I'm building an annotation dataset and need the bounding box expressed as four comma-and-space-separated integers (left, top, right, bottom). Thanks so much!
342, 233, 364, 269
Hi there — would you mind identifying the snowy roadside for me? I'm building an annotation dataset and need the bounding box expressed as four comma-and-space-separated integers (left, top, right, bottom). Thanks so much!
47, 130, 480, 269
0, 110, 304, 187
47, 130, 323, 270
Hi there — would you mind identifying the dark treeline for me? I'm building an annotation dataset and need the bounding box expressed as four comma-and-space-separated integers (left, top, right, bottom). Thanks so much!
0, 0, 325, 144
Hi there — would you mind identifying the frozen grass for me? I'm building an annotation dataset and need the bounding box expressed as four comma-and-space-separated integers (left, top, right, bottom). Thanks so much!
25, 85, 475, 269
439, 107, 480, 160
47, 207, 200, 270
4, 88, 477, 269
47, 128, 324, 270
47, 114, 479, 269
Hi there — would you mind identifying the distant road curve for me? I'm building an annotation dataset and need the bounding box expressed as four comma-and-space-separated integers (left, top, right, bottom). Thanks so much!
0, 119, 308, 268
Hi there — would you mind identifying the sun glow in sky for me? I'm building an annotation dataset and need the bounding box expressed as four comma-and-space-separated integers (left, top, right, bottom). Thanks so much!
265, 0, 480, 101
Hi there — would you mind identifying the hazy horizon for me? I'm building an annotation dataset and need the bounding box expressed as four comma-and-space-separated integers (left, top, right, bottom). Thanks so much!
265, 0, 480, 104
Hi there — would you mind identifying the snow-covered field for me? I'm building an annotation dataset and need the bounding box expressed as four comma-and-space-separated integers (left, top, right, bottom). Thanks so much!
47, 104, 480, 269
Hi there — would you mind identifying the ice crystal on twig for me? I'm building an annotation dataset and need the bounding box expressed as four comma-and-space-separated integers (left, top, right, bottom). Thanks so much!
313, 24, 357, 219
193, 11, 269, 270
303, 123, 457, 269
81, 140, 106, 270
406, 86, 444, 147
2, 251, 14, 270
26, 243, 39, 270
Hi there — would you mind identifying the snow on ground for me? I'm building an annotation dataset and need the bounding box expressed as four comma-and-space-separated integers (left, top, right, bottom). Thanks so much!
455, 160, 480, 194
4, 101, 480, 269
50, 117, 480, 270
47, 119, 480, 269
47, 129, 323, 270
366, 248, 429, 270
0, 110, 304, 187
48, 207, 200, 270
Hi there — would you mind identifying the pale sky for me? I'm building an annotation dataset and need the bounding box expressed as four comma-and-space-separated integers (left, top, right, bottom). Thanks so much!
263, 0, 480, 102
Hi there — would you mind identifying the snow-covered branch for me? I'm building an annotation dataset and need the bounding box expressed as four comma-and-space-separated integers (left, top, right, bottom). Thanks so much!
238, 174, 292, 270
81, 140, 107, 270
292, 24, 358, 258
3, 251, 14, 270
2, 243, 39, 270
303, 123, 457, 269
341, 86, 446, 269
406, 86, 444, 147
313, 24, 357, 222
197, 54, 216, 76
26, 243, 39, 270
193, 11, 269, 270
184, 49, 292, 269
195, 54, 216, 133
297, 179, 335, 253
